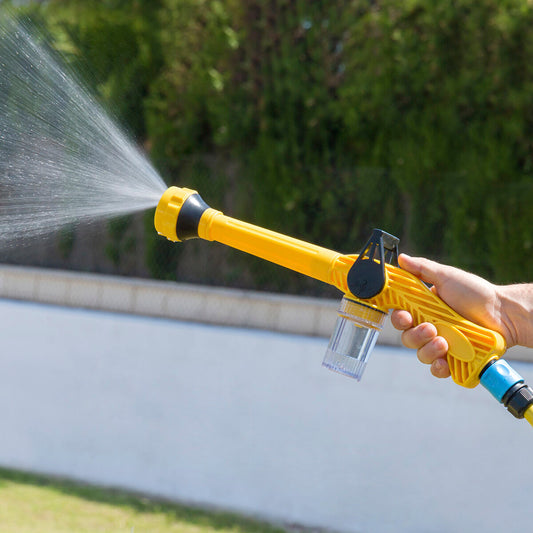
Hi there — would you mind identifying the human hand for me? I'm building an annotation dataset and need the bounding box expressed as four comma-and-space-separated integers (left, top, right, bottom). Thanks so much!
390, 254, 512, 378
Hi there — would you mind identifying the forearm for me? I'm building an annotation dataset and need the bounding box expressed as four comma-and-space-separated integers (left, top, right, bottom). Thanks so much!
497, 284, 533, 348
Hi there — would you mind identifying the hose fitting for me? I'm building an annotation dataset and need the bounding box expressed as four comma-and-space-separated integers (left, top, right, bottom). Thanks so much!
480, 359, 533, 420
503, 383, 533, 419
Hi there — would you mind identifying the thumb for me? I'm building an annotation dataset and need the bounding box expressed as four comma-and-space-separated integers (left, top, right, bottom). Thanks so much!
398, 254, 447, 286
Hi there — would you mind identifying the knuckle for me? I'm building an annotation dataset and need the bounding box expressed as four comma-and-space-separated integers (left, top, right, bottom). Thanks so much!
417, 344, 433, 364
401, 329, 419, 349
417, 336, 447, 364
404, 322, 436, 349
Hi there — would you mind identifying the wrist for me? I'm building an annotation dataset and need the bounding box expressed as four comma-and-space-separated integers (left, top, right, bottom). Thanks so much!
497, 284, 533, 348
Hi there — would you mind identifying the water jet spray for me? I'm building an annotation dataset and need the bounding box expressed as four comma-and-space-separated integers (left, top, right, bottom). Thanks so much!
155, 186, 533, 427
0, 14, 166, 249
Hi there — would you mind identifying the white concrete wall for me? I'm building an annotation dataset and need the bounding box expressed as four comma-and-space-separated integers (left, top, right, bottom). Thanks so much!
0, 297, 532, 533
0, 264, 342, 338
0, 265, 530, 362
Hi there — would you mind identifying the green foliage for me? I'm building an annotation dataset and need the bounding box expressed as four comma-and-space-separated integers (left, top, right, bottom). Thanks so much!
339, 0, 533, 280
12, 0, 533, 287
39, 0, 164, 139
140, 4, 237, 160
144, 208, 181, 280
105, 215, 134, 267
146, 0, 405, 287
146, 0, 533, 284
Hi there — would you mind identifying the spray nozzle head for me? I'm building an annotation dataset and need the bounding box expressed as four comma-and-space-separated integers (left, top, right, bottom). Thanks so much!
155, 186, 210, 242
322, 297, 386, 381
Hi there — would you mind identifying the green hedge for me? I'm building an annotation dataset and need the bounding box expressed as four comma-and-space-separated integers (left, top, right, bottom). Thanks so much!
22, 0, 533, 286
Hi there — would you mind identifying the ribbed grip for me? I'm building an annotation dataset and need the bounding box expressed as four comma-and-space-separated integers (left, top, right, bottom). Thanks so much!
365, 265, 507, 388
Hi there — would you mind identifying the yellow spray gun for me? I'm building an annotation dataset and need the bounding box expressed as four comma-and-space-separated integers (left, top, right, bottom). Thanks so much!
155, 186, 533, 427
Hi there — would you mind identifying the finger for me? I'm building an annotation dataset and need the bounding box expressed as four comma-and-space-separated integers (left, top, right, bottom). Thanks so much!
430, 358, 451, 379
391, 309, 413, 330
417, 336, 448, 365
398, 254, 446, 286
401, 322, 438, 350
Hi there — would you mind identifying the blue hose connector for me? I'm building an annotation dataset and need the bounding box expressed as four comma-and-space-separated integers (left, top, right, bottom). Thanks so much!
480, 359, 524, 403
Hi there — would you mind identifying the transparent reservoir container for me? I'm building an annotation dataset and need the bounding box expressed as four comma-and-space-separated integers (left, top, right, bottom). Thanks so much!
322, 297, 386, 381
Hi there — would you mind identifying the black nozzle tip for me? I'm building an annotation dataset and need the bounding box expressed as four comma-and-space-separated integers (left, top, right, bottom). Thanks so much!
176, 193, 210, 240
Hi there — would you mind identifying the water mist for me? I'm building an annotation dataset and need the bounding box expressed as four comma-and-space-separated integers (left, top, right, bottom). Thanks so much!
0, 14, 167, 248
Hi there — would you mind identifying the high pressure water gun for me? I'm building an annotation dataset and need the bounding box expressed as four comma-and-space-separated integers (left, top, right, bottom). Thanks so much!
155, 186, 533, 427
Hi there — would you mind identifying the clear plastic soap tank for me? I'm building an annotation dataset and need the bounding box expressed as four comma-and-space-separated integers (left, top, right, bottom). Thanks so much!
322, 296, 386, 381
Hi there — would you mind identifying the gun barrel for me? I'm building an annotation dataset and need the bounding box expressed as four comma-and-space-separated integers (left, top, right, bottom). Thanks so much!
155, 186, 350, 291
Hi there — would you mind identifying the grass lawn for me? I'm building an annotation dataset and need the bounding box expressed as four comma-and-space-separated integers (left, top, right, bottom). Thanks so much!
0, 467, 287, 533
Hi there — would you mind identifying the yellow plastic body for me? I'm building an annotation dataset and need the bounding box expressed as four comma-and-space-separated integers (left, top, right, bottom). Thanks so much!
367, 265, 506, 388
154, 187, 198, 241
525, 405, 533, 427
155, 186, 506, 388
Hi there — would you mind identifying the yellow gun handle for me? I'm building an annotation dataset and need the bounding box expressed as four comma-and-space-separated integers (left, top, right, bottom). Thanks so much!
155, 186, 506, 388
367, 264, 507, 388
